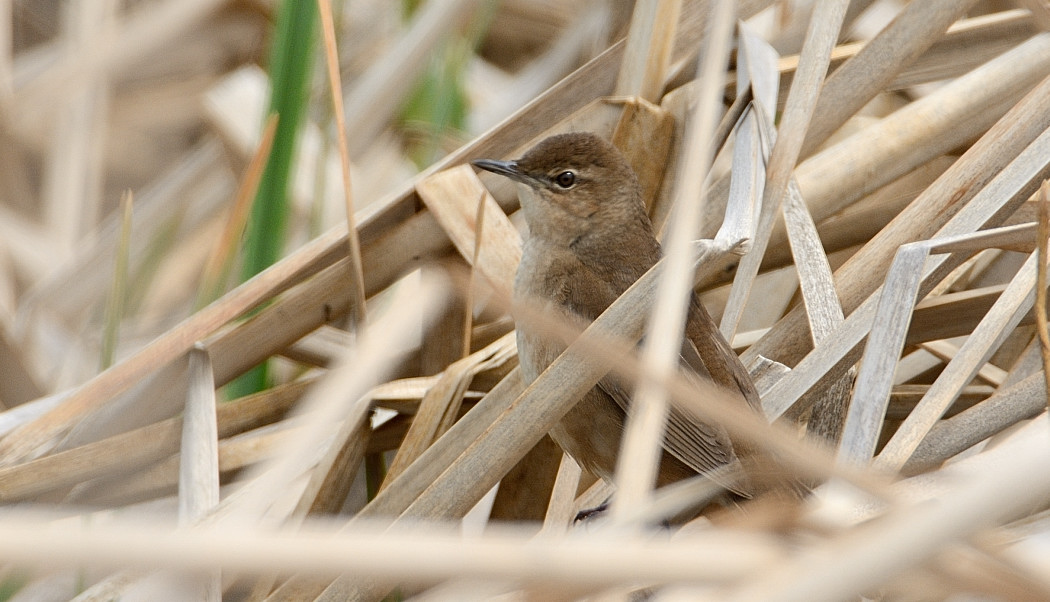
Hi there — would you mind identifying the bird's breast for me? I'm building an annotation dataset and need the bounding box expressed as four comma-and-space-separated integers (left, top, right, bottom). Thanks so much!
513, 242, 621, 384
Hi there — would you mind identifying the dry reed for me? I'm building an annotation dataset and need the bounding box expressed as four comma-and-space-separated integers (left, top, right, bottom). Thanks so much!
0, 1, 1049, 600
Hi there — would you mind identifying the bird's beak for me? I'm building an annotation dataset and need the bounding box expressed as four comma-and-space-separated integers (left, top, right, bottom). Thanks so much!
471, 159, 536, 186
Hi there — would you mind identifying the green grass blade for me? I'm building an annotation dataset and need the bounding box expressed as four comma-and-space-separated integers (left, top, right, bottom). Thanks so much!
231, 0, 318, 397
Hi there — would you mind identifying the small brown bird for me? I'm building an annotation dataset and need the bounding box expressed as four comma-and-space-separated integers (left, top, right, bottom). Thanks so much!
473, 132, 759, 492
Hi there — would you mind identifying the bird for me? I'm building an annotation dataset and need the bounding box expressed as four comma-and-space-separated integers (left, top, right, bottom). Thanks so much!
472, 131, 760, 493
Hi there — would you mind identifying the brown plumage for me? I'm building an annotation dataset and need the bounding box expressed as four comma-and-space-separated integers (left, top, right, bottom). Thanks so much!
472, 132, 758, 492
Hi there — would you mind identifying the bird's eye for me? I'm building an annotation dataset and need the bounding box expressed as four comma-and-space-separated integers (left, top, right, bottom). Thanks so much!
554, 170, 577, 189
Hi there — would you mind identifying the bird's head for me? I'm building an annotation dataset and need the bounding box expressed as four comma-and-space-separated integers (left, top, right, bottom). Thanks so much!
472, 132, 647, 247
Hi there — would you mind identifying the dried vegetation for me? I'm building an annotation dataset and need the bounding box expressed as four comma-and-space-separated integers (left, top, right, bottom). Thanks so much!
1, 0, 1049, 600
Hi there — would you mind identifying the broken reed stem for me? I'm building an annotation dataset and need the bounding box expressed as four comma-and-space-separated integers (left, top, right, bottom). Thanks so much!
178, 344, 219, 525
1037, 179, 1050, 408
318, 0, 367, 328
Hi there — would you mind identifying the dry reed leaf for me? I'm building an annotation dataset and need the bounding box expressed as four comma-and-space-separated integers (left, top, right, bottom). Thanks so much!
178, 344, 219, 524
1037, 179, 1050, 403
759, 155, 955, 275
751, 8, 1038, 108
711, 22, 777, 262
886, 385, 991, 420
890, 8, 1039, 90
919, 340, 1009, 387
369, 375, 469, 414
0, 512, 788, 589
0, 377, 305, 503
416, 165, 522, 294
74, 432, 268, 505
177, 343, 220, 599
0, 416, 182, 503
715, 103, 762, 264
463, 203, 486, 356
780, 178, 853, 443
800, 0, 978, 157
540, 452, 584, 533
610, 97, 675, 211
782, 32, 1050, 241
280, 324, 354, 367
840, 222, 1040, 464
766, 121, 1050, 432
875, 247, 1044, 471
317, 0, 366, 328
902, 372, 1047, 475
383, 332, 516, 488
615, 0, 682, 102
747, 68, 1050, 406
720, 0, 847, 344
76, 422, 304, 509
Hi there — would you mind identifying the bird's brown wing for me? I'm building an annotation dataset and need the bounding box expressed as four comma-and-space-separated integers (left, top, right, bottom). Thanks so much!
593, 290, 759, 496
684, 295, 762, 412
595, 374, 747, 496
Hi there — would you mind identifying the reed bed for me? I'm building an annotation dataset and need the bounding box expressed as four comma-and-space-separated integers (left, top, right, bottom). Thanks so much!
1, 0, 1049, 600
